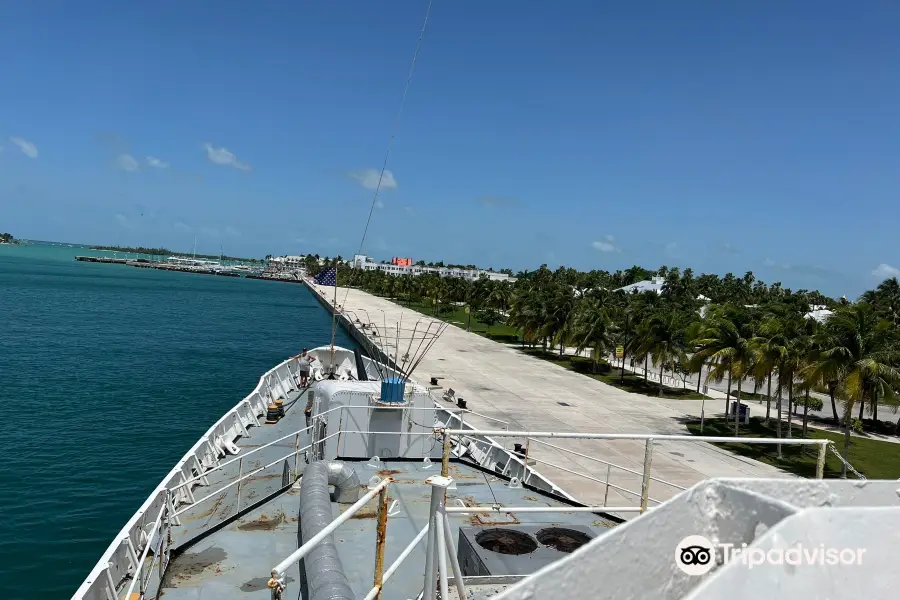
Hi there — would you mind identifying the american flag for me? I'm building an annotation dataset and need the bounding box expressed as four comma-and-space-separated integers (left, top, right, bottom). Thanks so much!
314, 267, 337, 286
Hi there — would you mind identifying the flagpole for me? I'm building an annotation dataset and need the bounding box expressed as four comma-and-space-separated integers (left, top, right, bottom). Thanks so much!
329, 267, 337, 375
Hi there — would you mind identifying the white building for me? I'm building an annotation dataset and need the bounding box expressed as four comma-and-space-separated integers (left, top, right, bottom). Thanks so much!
615, 276, 666, 294
351, 254, 514, 282
805, 305, 834, 323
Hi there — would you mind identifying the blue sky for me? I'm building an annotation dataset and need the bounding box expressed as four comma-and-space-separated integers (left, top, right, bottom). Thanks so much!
2, 1, 899, 297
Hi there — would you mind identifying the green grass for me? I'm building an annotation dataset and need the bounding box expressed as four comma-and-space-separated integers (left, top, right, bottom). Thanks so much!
519, 349, 708, 400
394, 298, 521, 341
685, 417, 900, 479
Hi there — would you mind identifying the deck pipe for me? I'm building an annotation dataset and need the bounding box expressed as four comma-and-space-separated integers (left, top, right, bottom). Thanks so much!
298, 461, 361, 600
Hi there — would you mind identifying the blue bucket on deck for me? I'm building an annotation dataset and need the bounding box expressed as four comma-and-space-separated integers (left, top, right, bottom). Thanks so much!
380, 377, 406, 403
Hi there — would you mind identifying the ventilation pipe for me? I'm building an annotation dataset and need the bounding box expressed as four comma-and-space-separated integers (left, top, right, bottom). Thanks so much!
298, 461, 362, 600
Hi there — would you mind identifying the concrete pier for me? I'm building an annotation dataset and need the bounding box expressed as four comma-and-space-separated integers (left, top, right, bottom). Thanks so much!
305, 281, 795, 517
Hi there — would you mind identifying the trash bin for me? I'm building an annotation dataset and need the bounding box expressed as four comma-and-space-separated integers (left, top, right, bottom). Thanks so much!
730, 401, 750, 424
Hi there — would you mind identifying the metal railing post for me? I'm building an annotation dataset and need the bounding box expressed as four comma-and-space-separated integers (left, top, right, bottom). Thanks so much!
423, 475, 452, 600
372, 485, 389, 600
293, 433, 301, 479
236, 457, 244, 511
440, 430, 451, 477
816, 442, 827, 479
435, 506, 450, 600
603, 464, 611, 507
639, 438, 654, 514
441, 510, 468, 600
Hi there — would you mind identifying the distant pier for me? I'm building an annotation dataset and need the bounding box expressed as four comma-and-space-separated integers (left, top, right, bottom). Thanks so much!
74, 255, 313, 281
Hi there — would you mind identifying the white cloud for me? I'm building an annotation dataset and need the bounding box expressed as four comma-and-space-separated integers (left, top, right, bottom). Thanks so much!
375, 200, 385, 209
10, 137, 38, 158
115, 154, 140, 172
114, 213, 134, 229
403, 205, 415, 216
146, 156, 170, 169
872, 263, 900, 279
294, 236, 307, 244
592, 235, 621, 253
225, 225, 241, 237
174, 221, 192, 233
351, 168, 397, 190
204, 143, 251, 171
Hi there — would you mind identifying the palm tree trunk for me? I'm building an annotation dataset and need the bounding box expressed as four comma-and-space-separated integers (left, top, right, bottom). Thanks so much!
858, 396, 865, 421
802, 389, 810, 438
696, 363, 702, 393
658, 363, 664, 397
787, 383, 793, 438
765, 369, 773, 423
841, 399, 854, 478
829, 385, 839, 424
775, 373, 783, 459
872, 390, 878, 423
734, 377, 742, 435
724, 370, 732, 418
644, 355, 649, 382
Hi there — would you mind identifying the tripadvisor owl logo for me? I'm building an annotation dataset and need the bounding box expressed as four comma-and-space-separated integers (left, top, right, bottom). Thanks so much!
675, 535, 716, 576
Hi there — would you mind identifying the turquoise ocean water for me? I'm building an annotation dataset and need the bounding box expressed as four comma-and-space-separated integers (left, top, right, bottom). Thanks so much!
0, 242, 356, 598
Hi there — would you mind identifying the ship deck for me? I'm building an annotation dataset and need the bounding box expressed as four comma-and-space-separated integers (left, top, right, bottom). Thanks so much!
158, 391, 618, 600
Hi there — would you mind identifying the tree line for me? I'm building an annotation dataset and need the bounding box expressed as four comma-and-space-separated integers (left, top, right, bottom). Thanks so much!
324, 261, 900, 475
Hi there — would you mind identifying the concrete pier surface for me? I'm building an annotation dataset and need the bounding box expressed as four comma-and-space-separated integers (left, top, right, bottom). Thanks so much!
306, 282, 795, 517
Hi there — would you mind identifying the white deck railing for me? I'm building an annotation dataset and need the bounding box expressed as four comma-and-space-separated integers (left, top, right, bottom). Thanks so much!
268, 426, 833, 600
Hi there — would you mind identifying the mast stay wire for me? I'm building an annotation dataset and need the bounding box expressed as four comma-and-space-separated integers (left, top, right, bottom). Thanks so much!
329, 0, 435, 357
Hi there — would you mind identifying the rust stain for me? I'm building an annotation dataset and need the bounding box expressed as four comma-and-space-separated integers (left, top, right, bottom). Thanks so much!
161, 547, 227, 586
523, 496, 537, 502
351, 508, 378, 519
377, 469, 402, 476
237, 510, 285, 531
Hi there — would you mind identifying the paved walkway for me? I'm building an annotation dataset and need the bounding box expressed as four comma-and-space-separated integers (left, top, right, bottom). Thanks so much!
308, 283, 800, 517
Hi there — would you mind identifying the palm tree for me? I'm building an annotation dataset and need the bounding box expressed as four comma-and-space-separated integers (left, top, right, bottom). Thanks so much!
692, 306, 756, 434
751, 318, 786, 424
809, 302, 900, 477
570, 292, 616, 372
540, 285, 576, 356
635, 311, 690, 396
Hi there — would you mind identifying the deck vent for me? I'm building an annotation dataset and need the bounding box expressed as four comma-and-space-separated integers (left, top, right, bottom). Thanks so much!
536, 527, 593, 553
475, 529, 538, 555
457, 525, 597, 577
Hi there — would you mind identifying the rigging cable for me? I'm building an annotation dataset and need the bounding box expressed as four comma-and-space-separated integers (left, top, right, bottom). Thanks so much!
329, 0, 435, 355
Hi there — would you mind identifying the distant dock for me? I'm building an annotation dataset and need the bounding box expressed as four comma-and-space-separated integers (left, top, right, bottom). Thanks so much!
76, 255, 249, 277
74, 255, 319, 281
75, 256, 135, 265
